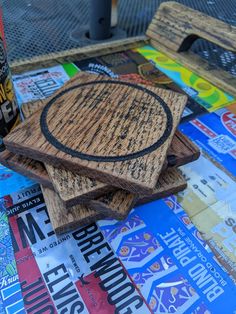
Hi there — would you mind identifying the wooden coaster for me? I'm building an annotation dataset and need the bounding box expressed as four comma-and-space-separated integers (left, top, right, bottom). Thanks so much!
41, 167, 186, 234
21, 99, 198, 205
41, 186, 106, 234
5, 72, 187, 194
22, 97, 200, 169
1, 146, 186, 217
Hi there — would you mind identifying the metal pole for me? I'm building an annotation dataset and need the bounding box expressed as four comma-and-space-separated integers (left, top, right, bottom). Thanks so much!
89, 0, 112, 40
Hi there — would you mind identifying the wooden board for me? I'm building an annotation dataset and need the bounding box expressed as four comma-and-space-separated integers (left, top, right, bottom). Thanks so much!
5, 72, 187, 194
146, 2, 236, 98
10, 2, 236, 98
0, 147, 186, 217
92, 190, 137, 220
41, 186, 106, 234
21, 100, 118, 204
46, 165, 113, 204
21, 100, 45, 119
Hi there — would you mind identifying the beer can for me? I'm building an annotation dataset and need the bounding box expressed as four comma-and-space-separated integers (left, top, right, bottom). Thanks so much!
0, 24, 19, 151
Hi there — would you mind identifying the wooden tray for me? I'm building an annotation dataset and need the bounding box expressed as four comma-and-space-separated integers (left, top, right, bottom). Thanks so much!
10, 2, 236, 99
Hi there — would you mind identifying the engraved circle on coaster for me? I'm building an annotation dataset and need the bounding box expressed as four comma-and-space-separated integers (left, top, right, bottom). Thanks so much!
40, 80, 173, 162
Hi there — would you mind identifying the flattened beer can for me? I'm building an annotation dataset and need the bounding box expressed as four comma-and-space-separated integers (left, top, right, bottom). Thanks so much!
0, 31, 19, 151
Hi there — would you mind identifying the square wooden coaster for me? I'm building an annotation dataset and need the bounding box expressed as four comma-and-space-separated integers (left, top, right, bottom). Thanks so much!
5, 72, 187, 194
21, 99, 198, 206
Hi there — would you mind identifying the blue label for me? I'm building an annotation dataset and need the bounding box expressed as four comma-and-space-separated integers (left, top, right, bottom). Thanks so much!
180, 109, 236, 177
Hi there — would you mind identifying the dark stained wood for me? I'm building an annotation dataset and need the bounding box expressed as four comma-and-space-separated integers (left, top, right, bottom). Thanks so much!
5, 72, 187, 194
46, 165, 114, 205
0, 148, 135, 218
0, 148, 187, 207
146, 1, 236, 98
1, 147, 187, 209
1, 146, 186, 228
167, 131, 199, 167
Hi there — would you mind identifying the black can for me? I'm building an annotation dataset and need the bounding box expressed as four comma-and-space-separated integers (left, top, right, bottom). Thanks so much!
0, 36, 19, 151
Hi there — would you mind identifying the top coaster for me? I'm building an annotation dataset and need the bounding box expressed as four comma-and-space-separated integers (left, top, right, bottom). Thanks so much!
4, 72, 187, 193
21, 99, 199, 205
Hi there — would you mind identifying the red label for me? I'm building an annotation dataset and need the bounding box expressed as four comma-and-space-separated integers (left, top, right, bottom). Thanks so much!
221, 111, 236, 136
75, 273, 116, 314
9, 215, 56, 313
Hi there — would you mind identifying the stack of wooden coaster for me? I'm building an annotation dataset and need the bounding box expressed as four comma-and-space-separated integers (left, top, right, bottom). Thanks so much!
1, 72, 200, 233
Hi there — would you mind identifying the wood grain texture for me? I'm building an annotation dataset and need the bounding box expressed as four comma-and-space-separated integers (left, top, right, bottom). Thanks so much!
46, 166, 113, 205
1, 134, 197, 208
91, 190, 137, 220
167, 131, 199, 167
22, 99, 200, 170
21, 100, 45, 119
137, 168, 186, 205
41, 167, 186, 234
1, 148, 186, 210
21, 98, 198, 207
22, 99, 114, 204
5, 72, 187, 194
41, 186, 106, 234
147, 1, 236, 53
1, 146, 186, 226
146, 1, 236, 98
0, 148, 135, 218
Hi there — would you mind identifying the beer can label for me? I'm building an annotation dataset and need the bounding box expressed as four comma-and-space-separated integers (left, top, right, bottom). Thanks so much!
0, 36, 19, 151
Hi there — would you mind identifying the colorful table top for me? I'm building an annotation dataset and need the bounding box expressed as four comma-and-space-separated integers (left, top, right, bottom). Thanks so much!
1, 45, 236, 313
